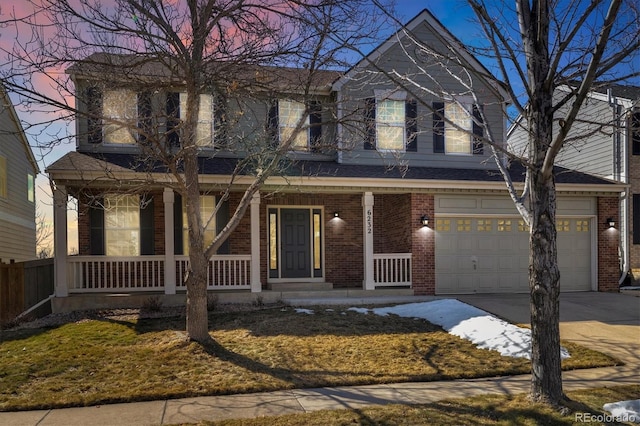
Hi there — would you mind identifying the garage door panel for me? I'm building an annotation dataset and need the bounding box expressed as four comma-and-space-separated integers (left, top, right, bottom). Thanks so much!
557, 238, 573, 250
456, 257, 475, 271
477, 256, 496, 271
437, 238, 455, 251
456, 239, 474, 251
436, 216, 591, 294
478, 238, 497, 250
518, 238, 529, 250
498, 237, 517, 251
477, 275, 497, 290
458, 275, 475, 291
498, 273, 527, 290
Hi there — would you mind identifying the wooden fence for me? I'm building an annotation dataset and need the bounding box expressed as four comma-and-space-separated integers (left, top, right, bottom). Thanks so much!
0, 258, 54, 326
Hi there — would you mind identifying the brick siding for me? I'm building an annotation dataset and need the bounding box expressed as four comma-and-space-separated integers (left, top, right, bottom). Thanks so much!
598, 196, 621, 291
410, 193, 435, 295
374, 194, 412, 253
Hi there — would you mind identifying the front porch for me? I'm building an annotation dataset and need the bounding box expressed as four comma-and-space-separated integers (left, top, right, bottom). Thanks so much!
51, 187, 430, 306
61, 252, 413, 294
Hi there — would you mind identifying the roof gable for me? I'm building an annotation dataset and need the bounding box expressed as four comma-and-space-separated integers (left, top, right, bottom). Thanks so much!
332, 9, 509, 101
0, 85, 39, 174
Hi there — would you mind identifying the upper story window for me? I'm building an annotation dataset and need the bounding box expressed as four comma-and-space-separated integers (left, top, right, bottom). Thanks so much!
433, 101, 484, 155
27, 174, 35, 203
181, 93, 214, 147
279, 100, 309, 150
268, 99, 322, 151
103, 89, 138, 145
376, 100, 405, 151
364, 93, 417, 152
632, 110, 640, 156
166, 92, 218, 148
0, 156, 6, 198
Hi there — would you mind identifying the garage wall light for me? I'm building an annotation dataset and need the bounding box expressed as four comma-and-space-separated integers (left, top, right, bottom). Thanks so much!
420, 215, 429, 227
334, 211, 339, 218
606, 218, 615, 228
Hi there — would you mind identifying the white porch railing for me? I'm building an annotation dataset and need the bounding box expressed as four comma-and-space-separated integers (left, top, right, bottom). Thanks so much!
373, 253, 412, 287
67, 254, 252, 292
175, 255, 252, 290
68, 256, 165, 292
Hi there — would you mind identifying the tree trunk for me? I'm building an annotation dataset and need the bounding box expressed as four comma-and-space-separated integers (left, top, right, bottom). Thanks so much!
182, 83, 212, 344
185, 252, 211, 343
528, 167, 564, 404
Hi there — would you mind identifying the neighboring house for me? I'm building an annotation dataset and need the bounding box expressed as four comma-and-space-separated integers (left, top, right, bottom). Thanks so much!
508, 84, 639, 286
47, 10, 622, 311
0, 84, 39, 262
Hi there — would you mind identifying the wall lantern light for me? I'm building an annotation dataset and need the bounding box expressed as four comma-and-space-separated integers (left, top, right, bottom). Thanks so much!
607, 218, 615, 228
334, 211, 339, 218
420, 215, 430, 227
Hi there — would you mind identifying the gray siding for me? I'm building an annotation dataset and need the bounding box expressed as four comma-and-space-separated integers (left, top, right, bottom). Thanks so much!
0, 97, 37, 262
338, 21, 505, 170
508, 90, 616, 179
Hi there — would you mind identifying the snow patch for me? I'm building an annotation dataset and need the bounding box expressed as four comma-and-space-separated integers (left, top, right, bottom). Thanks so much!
295, 308, 314, 315
603, 400, 640, 423
353, 299, 569, 360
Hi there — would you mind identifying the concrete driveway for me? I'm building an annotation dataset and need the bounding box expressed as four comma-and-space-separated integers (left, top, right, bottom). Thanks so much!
457, 292, 640, 365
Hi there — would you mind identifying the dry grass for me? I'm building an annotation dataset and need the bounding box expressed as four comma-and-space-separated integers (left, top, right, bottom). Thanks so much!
0, 305, 621, 411
200, 385, 640, 426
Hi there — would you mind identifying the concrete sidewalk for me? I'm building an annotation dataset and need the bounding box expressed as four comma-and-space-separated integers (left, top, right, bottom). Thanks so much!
1, 365, 637, 426
1, 292, 638, 426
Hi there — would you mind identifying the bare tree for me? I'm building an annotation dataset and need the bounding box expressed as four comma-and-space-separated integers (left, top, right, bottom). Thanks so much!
369, 0, 639, 407
1, 0, 383, 343
35, 206, 53, 259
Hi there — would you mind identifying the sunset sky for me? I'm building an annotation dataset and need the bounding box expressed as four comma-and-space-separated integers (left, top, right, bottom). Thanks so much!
0, 0, 474, 254
0, 1, 637, 254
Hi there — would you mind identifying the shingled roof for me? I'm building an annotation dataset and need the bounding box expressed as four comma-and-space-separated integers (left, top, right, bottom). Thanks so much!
47, 151, 617, 187
67, 53, 341, 93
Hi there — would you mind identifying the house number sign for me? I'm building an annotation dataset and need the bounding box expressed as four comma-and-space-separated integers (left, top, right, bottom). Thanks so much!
366, 209, 373, 234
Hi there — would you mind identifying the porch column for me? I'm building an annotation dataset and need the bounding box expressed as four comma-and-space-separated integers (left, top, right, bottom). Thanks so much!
53, 186, 68, 297
363, 192, 375, 290
250, 191, 262, 292
163, 188, 176, 294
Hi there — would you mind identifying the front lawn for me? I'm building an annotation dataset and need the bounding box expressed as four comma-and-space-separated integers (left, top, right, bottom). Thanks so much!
0, 304, 621, 411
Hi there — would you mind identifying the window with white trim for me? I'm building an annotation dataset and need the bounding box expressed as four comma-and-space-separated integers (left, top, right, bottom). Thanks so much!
104, 195, 140, 256
180, 93, 214, 147
376, 99, 405, 151
279, 99, 309, 149
103, 89, 138, 144
27, 174, 35, 203
445, 102, 473, 153
182, 195, 216, 255
433, 101, 483, 155
364, 91, 417, 152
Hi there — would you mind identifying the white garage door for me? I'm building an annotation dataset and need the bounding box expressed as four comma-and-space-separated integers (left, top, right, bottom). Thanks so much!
435, 217, 592, 294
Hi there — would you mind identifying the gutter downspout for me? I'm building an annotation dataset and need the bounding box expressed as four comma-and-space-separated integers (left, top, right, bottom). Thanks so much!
608, 88, 630, 286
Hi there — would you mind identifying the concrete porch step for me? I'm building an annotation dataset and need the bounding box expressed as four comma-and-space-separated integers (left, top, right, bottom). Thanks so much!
268, 282, 333, 291
276, 288, 425, 306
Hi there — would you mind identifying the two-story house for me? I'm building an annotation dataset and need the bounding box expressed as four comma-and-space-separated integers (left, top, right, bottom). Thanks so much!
508, 83, 639, 287
46, 10, 622, 311
0, 84, 39, 262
